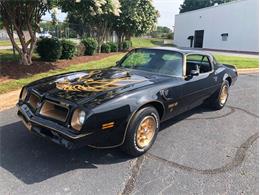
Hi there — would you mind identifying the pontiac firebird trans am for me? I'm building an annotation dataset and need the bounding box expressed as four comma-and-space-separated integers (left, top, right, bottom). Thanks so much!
17, 47, 238, 156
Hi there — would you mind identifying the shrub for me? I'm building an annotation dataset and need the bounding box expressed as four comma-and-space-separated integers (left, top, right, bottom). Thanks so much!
60, 39, 76, 59
75, 42, 86, 56
81, 37, 98, 55
36, 38, 62, 61
166, 32, 174, 39
108, 42, 118, 52
122, 40, 132, 51
101, 43, 111, 53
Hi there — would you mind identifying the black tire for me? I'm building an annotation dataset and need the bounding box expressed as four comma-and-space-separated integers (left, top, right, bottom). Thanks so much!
209, 80, 230, 110
121, 106, 160, 157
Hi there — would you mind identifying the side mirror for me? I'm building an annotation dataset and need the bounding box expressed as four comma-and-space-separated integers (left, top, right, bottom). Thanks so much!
190, 65, 200, 76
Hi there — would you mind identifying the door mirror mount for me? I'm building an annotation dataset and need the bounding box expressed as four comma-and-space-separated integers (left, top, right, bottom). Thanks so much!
190, 65, 200, 76
190, 69, 199, 76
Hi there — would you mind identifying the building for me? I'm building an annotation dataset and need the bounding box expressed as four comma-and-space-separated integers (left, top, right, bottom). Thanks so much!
174, 0, 259, 53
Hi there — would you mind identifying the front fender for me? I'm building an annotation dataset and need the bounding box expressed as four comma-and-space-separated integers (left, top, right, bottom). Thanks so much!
86, 88, 164, 148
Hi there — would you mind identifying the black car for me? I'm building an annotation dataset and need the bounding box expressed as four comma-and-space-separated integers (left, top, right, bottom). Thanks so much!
17, 47, 238, 156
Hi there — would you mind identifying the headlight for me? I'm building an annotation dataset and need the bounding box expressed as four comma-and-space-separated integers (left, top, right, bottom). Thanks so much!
20, 87, 28, 101
79, 110, 86, 124
71, 109, 86, 131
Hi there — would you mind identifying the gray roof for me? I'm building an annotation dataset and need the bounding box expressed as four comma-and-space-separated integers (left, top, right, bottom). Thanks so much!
137, 47, 212, 56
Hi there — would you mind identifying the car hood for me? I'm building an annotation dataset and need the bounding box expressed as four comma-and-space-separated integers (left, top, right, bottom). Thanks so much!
30, 67, 173, 104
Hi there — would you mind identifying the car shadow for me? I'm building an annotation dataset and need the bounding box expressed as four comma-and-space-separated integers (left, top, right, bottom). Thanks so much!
0, 106, 215, 184
0, 121, 131, 184
160, 106, 215, 131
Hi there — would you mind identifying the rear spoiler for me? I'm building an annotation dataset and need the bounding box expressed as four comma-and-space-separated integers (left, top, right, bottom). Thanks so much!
223, 64, 238, 76
223, 64, 237, 70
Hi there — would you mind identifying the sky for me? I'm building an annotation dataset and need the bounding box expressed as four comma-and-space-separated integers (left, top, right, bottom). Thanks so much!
42, 0, 184, 29
153, 0, 184, 29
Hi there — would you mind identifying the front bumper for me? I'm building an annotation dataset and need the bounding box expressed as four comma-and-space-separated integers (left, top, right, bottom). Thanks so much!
17, 103, 96, 149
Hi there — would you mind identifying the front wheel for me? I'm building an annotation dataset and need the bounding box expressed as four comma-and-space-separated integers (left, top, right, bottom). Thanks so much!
209, 80, 230, 110
121, 106, 160, 157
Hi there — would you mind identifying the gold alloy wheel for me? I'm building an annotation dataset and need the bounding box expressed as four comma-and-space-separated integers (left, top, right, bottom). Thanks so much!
136, 116, 156, 148
219, 85, 228, 105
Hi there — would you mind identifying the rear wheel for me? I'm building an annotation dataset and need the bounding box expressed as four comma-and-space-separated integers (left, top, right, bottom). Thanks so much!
209, 80, 230, 110
122, 106, 159, 156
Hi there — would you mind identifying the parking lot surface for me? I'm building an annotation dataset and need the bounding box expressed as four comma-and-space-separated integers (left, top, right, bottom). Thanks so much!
0, 73, 258, 195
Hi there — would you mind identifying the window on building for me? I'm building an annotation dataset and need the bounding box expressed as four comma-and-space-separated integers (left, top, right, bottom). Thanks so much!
221, 33, 228, 41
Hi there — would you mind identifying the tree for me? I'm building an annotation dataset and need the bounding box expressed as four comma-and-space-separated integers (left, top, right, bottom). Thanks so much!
113, 0, 158, 48
66, 13, 87, 37
59, 0, 121, 52
179, 0, 234, 13
0, 0, 54, 65
156, 26, 172, 34
149, 26, 173, 39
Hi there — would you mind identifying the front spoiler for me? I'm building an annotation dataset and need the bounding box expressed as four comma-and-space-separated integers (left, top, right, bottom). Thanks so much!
17, 103, 95, 149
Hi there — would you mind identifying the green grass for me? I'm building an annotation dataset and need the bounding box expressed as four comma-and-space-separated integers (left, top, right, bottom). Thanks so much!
132, 37, 174, 48
0, 49, 40, 62
215, 55, 258, 69
132, 37, 162, 48
0, 39, 20, 47
0, 49, 20, 61
0, 54, 124, 94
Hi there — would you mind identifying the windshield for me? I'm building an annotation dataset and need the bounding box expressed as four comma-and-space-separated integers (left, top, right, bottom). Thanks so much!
119, 49, 183, 77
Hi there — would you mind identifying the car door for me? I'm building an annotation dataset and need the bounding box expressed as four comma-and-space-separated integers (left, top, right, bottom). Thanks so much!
155, 52, 187, 120
182, 54, 218, 110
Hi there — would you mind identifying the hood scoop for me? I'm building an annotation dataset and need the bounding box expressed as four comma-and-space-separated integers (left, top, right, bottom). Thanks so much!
55, 70, 142, 93
110, 71, 130, 79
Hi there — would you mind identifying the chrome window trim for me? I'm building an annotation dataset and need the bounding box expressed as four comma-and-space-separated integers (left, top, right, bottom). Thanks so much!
184, 53, 214, 77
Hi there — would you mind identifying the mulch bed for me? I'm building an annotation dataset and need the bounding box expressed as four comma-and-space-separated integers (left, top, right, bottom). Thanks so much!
0, 53, 120, 83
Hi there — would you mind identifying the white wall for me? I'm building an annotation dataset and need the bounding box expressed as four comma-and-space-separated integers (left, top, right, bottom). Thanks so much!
174, 0, 259, 52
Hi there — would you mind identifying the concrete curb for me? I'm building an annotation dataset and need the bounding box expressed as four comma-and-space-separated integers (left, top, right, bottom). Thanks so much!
0, 89, 20, 112
237, 68, 259, 74
0, 69, 258, 112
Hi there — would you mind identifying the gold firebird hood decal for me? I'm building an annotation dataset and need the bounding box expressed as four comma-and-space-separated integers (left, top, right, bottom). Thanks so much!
56, 70, 143, 92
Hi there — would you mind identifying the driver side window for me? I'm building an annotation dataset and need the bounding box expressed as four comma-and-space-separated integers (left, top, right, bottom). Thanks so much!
186, 54, 212, 75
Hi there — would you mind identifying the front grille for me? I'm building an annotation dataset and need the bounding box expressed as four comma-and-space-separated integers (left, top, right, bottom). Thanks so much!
28, 93, 40, 110
40, 101, 69, 122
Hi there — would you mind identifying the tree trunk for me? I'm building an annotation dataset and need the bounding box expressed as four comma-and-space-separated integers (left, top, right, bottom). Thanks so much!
117, 32, 124, 51
125, 32, 131, 40
3, 22, 34, 65
20, 52, 32, 65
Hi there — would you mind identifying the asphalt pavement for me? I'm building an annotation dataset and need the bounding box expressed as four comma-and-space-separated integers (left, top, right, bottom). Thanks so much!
0, 73, 258, 195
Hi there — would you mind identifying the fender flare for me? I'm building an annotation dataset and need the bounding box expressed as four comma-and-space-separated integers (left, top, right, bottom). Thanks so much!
88, 99, 165, 149
121, 99, 165, 143
223, 73, 232, 86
